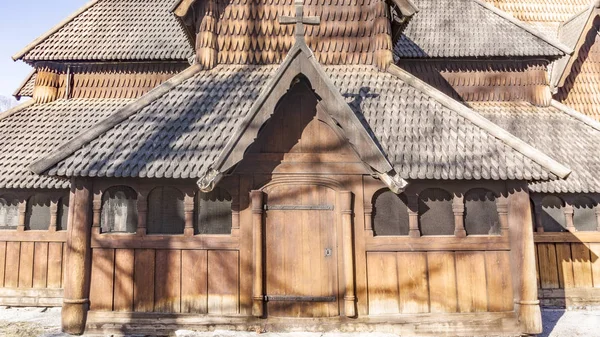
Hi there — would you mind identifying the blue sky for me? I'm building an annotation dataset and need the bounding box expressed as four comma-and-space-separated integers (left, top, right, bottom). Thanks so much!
0, 0, 87, 98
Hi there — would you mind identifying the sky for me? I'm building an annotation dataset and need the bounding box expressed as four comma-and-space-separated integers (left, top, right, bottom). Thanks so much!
0, 0, 87, 98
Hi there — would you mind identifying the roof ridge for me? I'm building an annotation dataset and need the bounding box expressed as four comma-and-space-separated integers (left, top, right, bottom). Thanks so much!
551, 100, 600, 133
29, 64, 202, 175
12, 0, 101, 61
0, 99, 36, 122
471, 0, 573, 55
387, 64, 572, 179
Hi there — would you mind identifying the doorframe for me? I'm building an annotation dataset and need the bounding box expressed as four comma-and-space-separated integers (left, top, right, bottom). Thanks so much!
250, 176, 355, 318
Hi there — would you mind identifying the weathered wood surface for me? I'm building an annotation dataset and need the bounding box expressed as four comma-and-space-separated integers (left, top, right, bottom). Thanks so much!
366, 250, 513, 315
263, 184, 339, 318
89, 248, 240, 315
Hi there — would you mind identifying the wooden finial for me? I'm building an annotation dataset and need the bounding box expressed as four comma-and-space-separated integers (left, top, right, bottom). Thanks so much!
278, 0, 320, 42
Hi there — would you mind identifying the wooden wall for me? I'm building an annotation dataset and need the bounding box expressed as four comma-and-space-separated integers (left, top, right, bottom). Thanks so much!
535, 233, 600, 307
0, 238, 66, 306
366, 251, 513, 315
89, 248, 240, 315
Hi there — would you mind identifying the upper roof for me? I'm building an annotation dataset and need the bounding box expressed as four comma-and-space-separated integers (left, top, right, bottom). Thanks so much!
30, 60, 570, 183
395, 0, 571, 58
482, 0, 589, 37
13, 70, 36, 99
474, 100, 600, 193
12, 0, 194, 62
0, 98, 132, 189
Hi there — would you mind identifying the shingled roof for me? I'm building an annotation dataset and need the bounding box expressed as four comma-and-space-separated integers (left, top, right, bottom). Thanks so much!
12, 0, 194, 62
31, 62, 569, 183
473, 101, 600, 193
483, 0, 589, 37
395, 0, 571, 58
0, 98, 132, 189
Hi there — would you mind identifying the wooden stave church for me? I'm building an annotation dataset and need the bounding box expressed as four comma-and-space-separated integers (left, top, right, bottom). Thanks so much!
1, 0, 599, 335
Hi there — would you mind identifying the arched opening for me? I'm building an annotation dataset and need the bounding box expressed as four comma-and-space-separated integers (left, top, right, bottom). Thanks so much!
372, 189, 409, 236
0, 195, 19, 230
464, 188, 500, 235
147, 186, 185, 235
418, 188, 454, 236
26, 194, 51, 230
101, 186, 138, 234
195, 186, 232, 235
540, 195, 567, 232
572, 196, 598, 232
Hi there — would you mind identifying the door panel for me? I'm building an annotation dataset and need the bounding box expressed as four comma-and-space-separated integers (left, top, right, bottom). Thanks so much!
265, 184, 339, 317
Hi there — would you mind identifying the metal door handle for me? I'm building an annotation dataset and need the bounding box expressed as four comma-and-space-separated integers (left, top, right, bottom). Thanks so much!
325, 248, 332, 257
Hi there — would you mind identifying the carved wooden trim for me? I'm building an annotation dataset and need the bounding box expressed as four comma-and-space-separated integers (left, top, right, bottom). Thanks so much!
250, 190, 264, 318
534, 232, 600, 243
49, 199, 58, 233
407, 194, 420, 238
0, 231, 67, 242
596, 207, 600, 232
564, 204, 576, 232
92, 193, 102, 235
184, 193, 195, 237
497, 196, 510, 237
17, 200, 26, 232
452, 194, 466, 238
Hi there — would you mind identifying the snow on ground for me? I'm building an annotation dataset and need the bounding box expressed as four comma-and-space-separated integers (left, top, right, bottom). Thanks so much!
0, 307, 598, 337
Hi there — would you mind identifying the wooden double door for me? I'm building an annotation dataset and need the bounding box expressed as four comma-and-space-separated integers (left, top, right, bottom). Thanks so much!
263, 184, 340, 317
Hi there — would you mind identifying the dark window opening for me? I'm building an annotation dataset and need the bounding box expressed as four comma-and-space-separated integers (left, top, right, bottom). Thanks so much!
195, 187, 232, 235
26, 194, 51, 230
418, 188, 454, 236
147, 186, 185, 235
464, 189, 500, 235
101, 186, 138, 234
372, 190, 409, 236
541, 196, 567, 232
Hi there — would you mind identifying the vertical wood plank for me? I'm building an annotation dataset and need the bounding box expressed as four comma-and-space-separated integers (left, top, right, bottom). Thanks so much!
154, 250, 181, 313
366, 252, 399, 315
113, 249, 134, 312
18, 242, 34, 288
33, 242, 49, 288
4, 242, 20, 288
208, 250, 239, 314
571, 243, 593, 288
427, 252, 457, 313
485, 251, 514, 312
89, 248, 115, 311
556, 243, 574, 289
455, 252, 487, 313
397, 252, 429, 314
47, 242, 63, 288
181, 250, 208, 314
62, 241, 67, 288
238, 175, 253, 315
537, 243, 559, 289
0, 242, 6, 287
134, 249, 155, 312
590, 243, 600, 288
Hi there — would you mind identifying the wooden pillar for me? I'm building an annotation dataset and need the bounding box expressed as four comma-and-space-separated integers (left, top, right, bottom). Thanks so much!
596, 208, 600, 232
452, 194, 466, 237
62, 178, 93, 335
507, 182, 542, 335
564, 204, 576, 232
184, 193, 195, 236
407, 194, 420, 238
250, 190, 264, 318
341, 191, 356, 318
137, 194, 147, 236
364, 204, 374, 237
534, 200, 544, 233
49, 199, 59, 232
91, 194, 102, 235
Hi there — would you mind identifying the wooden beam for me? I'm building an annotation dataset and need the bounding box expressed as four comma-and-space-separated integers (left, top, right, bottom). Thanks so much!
508, 182, 542, 334
61, 179, 93, 335
341, 191, 356, 317
250, 190, 264, 318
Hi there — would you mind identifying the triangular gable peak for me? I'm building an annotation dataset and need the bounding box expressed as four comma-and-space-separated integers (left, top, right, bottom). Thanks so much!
551, 1, 600, 89
200, 40, 407, 193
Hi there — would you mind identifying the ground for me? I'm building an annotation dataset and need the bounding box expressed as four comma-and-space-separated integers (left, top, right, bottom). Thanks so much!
0, 307, 598, 337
